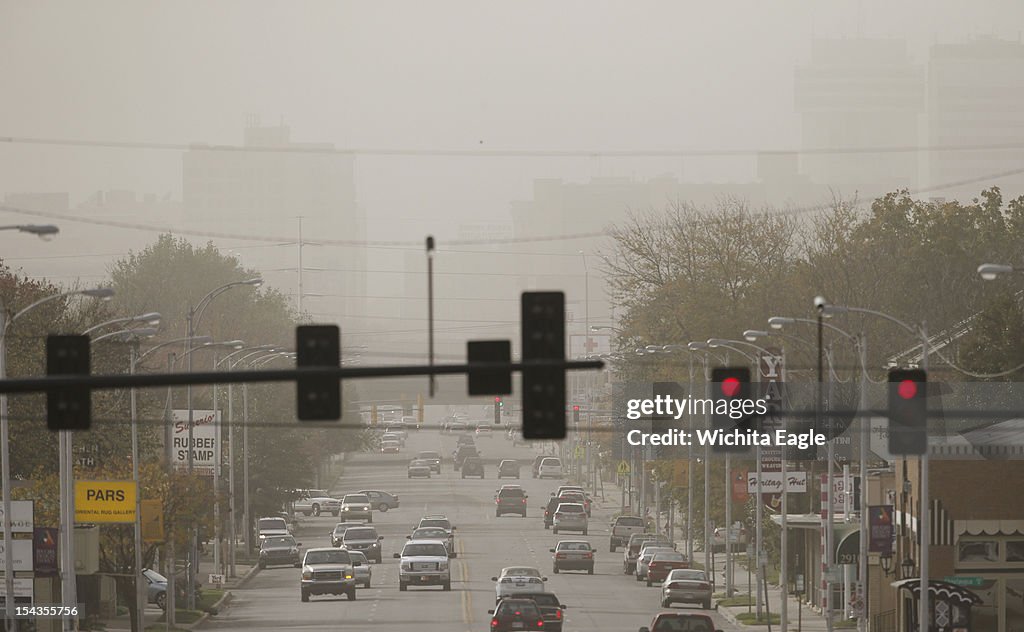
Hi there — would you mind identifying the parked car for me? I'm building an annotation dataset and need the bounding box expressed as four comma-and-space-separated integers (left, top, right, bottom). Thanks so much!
355, 490, 400, 512
461, 457, 485, 478
259, 535, 302, 568
660, 569, 713, 610
552, 503, 588, 535
497, 460, 521, 479
495, 486, 528, 517
638, 612, 721, 632
299, 547, 359, 602
550, 540, 595, 574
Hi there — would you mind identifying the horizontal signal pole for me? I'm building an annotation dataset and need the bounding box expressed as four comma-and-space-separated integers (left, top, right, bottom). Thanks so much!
0, 359, 604, 395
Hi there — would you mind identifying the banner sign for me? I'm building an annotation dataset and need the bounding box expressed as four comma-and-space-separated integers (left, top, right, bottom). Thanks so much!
869, 505, 894, 554
171, 409, 219, 474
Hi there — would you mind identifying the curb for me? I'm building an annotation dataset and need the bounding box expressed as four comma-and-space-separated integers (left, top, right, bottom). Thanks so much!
233, 563, 262, 589
182, 565, 257, 630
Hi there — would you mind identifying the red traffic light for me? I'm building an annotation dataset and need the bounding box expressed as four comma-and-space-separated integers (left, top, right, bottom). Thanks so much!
572, 405, 580, 412
721, 376, 741, 397
495, 396, 502, 403
897, 379, 918, 399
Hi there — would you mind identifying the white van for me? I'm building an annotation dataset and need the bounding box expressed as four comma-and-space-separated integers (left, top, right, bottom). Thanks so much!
537, 457, 563, 479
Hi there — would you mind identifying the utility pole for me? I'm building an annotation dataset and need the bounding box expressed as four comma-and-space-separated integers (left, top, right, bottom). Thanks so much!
297, 217, 304, 316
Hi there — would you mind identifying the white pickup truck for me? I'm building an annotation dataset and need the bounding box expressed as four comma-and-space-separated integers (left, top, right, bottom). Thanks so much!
609, 515, 646, 552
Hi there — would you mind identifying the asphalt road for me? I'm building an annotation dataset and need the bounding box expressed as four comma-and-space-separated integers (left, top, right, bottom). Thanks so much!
204, 428, 739, 632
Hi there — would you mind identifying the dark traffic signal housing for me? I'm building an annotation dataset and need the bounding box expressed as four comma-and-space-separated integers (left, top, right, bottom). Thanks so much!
296, 325, 341, 421
888, 368, 927, 455
46, 334, 91, 431
521, 291, 566, 439
710, 366, 755, 453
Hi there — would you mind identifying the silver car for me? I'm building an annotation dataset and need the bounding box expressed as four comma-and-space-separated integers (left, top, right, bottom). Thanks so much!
348, 550, 372, 588
552, 503, 588, 535
340, 494, 373, 523
661, 568, 713, 610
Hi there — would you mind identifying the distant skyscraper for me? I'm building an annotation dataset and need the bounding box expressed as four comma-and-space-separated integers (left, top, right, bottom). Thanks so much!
795, 39, 925, 195
183, 121, 365, 325
928, 36, 1024, 198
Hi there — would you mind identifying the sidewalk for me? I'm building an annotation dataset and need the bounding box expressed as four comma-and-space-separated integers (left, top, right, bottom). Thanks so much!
99, 556, 258, 632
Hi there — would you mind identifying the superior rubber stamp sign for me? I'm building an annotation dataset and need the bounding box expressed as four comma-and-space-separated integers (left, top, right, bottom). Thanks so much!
74, 480, 137, 523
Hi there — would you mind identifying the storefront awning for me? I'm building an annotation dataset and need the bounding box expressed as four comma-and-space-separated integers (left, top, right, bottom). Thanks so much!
891, 579, 983, 606
955, 520, 1024, 536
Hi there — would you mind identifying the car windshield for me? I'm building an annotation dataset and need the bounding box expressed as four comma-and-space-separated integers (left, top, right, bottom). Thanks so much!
343, 495, 369, 504
642, 547, 674, 559
259, 519, 286, 530
143, 569, 167, 584
344, 528, 377, 540
541, 458, 561, 466
262, 536, 295, 548
653, 553, 686, 562
349, 551, 367, 563
668, 570, 708, 582
410, 460, 429, 467
499, 488, 524, 497
417, 452, 440, 459
557, 542, 591, 551
617, 517, 644, 527
503, 567, 541, 578
556, 504, 585, 513
413, 528, 448, 539
333, 524, 355, 534
419, 519, 451, 530
304, 550, 352, 565
404, 543, 448, 557
527, 594, 559, 607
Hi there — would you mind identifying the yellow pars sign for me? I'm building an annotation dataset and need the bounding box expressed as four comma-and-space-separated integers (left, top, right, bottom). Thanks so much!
75, 480, 137, 523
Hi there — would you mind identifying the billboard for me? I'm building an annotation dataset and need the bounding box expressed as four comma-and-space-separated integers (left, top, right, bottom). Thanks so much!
171, 409, 219, 475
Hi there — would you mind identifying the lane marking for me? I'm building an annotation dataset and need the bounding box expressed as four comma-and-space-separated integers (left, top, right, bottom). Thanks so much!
458, 538, 473, 627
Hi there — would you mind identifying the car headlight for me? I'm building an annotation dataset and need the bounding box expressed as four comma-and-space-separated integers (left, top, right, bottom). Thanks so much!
301, 570, 312, 580
439, 561, 449, 571
401, 562, 412, 571
370, 542, 379, 547
344, 574, 353, 580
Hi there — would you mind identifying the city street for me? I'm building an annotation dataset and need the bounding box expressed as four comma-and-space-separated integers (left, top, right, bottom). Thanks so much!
204, 429, 737, 632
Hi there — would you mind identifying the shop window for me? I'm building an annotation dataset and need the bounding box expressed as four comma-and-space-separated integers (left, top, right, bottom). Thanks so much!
1007, 540, 1024, 563
958, 540, 999, 563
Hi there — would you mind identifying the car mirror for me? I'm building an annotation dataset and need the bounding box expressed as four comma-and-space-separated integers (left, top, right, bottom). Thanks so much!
487, 610, 495, 615
490, 576, 498, 582
406, 535, 412, 539
452, 526, 457, 530
393, 553, 401, 559
297, 542, 302, 546
541, 577, 548, 581
378, 535, 384, 540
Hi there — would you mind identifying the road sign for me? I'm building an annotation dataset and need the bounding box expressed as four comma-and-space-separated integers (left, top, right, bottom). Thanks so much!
0, 540, 34, 573
747, 471, 808, 493
0, 578, 33, 598
943, 576, 985, 587
0, 500, 33, 534
617, 460, 630, 475
75, 480, 137, 523
141, 499, 164, 543
208, 573, 225, 586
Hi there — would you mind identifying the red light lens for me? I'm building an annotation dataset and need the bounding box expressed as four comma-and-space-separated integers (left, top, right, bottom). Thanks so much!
491, 619, 499, 628
573, 405, 579, 411
898, 379, 917, 399
721, 377, 741, 397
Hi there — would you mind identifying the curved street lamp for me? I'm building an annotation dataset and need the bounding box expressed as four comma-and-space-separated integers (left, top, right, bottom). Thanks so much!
0, 224, 59, 238
83, 312, 162, 335
0, 286, 114, 629
977, 263, 1019, 280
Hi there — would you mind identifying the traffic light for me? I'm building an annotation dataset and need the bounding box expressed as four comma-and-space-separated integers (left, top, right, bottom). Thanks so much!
888, 368, 927, 455
521, 291, 566, 439
710, 366, 754, 453
572, 405, 580, 425
46, 334, 91, 431
494, 397, 503, 425
296, 325, 341, 421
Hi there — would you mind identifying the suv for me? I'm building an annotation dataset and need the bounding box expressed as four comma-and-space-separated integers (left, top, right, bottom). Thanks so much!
552, 503, 588, 535
497, 460, 520, 479
299, 547, 359, 602
257, 516, 290, 541
414, 451, 442, 474
395, 540, 451, 591
293, 491, 341, 517
259, 535, 301, 568
511, 593, 566, 632
340, 494, 373, 523
453, 445, 480, 470
542, 497, 575, 529
495, 486, 528, 517
531, 455, 548, 478
488, 599, 545, 632
537, 457, 563, 479
461, 457, 485, 478
609, 516, 645, 552
341, 526, 384, 563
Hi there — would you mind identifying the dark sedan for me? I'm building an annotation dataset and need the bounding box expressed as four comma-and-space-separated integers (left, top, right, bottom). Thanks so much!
259, 535, 302, 569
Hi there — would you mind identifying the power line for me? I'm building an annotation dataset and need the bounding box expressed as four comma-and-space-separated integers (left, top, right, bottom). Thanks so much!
4, 134, 1024, 157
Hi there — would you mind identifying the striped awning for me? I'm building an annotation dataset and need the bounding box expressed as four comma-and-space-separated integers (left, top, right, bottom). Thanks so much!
892, 579, 983, 605
955, 520, 1024, 537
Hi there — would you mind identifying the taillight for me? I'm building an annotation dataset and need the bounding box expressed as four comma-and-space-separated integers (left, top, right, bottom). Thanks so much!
491, 618, 499, 628
537, 621, 544, 628
555, 553, 567, 559
555, 609, 562, 620
668, 582, 681, 590
521, 499, 526, 503
583, 552, 593, 559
